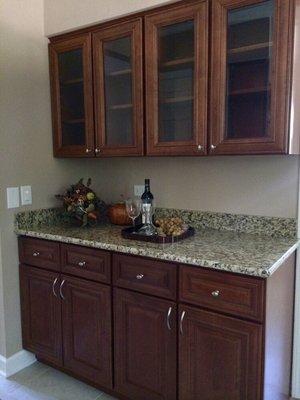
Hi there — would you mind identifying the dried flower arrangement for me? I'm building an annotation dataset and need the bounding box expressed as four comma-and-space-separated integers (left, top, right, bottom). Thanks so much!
55, 178, 106, 227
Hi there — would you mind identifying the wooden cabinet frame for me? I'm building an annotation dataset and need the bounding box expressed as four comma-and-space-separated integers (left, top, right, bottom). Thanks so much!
210, 0, 295, 155
49, 34, 95, 157
93, 19, 144, 156
145, 1, 208, 156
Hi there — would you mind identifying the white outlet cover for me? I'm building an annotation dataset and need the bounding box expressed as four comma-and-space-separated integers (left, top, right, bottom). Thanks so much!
20, 186, 32, 206
134, 185, 144, 197
7, 187, 20, 209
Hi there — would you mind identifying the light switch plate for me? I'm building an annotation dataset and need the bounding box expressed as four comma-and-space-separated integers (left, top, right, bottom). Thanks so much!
134, 185, 144, 197
7, 187, 20, 209
20, 186, 32, 206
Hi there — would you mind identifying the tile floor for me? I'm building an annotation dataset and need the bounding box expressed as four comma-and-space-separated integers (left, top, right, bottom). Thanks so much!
0, 362, 118, 400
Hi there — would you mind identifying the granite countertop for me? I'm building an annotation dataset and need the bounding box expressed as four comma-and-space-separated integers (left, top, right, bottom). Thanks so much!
15, 222, 299, 278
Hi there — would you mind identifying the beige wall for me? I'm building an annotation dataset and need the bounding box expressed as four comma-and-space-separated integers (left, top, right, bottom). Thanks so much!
0, 0, 93, 357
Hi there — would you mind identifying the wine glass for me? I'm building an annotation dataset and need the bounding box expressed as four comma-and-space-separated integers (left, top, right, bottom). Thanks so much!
125, 198, 142, 230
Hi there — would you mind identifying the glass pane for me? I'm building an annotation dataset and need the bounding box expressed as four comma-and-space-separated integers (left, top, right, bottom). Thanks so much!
58, 49, 86, 146
158, 20, 194, 143
103, 36, 133, 146
226, 1, 274, 139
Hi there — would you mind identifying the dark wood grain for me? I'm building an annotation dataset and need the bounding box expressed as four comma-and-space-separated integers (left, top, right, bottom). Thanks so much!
114, 288, 177, 400
180, 265, 265, 322
210, 0, 295, 155
62, 275, 112, 388
19, 237, 60, 272
113, 253, 177, 299
178, 304, 263, 400
145, 1, 208, 156
93, 19, 144, 156
61, 243, 111, 283
19, 265, 63, 366
49, 34, 95, 157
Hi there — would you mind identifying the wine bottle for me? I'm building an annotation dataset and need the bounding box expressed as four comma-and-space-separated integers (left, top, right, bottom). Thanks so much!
141, 179, 153, 225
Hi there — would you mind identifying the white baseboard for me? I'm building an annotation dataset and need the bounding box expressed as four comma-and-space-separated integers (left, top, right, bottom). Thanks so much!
0, 350, 36, 378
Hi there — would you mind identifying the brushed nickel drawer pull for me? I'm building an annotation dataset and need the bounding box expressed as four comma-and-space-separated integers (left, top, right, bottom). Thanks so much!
59, 279, 66, 300
78, 261, 86, 267
52, 277, 58, 298
32, 252, 40, 257
212, 290, 220, 298
136, 274, 144, 280
167, 307, 172, 331
180, 311, 186, 335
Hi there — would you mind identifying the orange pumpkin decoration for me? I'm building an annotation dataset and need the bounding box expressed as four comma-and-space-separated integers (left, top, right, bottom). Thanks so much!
108, 203, 131, 226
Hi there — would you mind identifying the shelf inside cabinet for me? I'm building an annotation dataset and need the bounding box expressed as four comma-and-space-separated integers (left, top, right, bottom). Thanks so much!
161, 57, 194, 68
62, 118, 85, 124
109, 103, 133, 110
60, 78, 84, 85
109, 69, 132, 77
228, 42, 272, 55
229, 86, 270, 96
161, 96, 193, 104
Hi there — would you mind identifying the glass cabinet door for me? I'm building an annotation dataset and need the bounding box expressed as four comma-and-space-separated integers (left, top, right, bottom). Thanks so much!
49, 35, 94, 157
93, 20, 143, 156
145, 2, 208, 156
210, 0, 293, 155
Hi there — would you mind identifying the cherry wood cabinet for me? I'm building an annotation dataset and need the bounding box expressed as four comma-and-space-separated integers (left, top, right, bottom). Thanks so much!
49, 34, 95, 157
178, 305, 263, 400
61, 275, 112, 388
18, 237, 295, 400
93, 20, 144, 156
48, 0, 295, 157
210, 0, 294, 155
114, 288, 177, 400
19, 265, 63, 367
145, 1, 208, 155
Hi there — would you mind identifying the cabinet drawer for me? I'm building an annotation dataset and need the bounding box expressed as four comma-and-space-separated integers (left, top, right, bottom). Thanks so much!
61, 244, 111, 283
18, 237, 60, 271
179, 266, 265, 322
113, 254, 177, 300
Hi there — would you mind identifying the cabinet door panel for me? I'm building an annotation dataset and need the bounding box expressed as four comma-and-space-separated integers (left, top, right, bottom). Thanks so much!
19, 265, 62, 366
145, 2, 208, 155
210, 0, 294, 154
178, 305, 262, 400
114, 288, 176, 400
49, 34, 94, 157
93, 19, 143, 156
62, 276, 112, 388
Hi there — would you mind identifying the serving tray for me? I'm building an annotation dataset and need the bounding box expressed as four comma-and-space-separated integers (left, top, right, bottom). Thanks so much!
121, 226, 195, 244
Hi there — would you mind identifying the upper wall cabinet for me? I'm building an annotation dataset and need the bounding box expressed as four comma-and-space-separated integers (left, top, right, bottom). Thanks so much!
93, 20, 144, 156
49, 34, 95, 157
145, 2, 208, 156
210, 0, 294, 155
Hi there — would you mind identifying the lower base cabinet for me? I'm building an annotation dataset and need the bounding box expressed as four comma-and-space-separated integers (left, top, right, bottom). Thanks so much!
114, 288, 177, 400
19, 237, 295, 400
62, 276, 112, 388
178, 305, 263, 400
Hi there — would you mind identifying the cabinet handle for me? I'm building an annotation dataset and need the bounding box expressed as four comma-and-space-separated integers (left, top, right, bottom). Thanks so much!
210, 144, 216, 150
95, 148, 101, 154
52, 277, 59, 298
136, 274, 144, 280
32, 252, 40, 257
78, 261, 86, 267
167, 307, 172, 331
59, 279, 66, 300
197, 145, 203, 151
85, 148, 92, 153
211, 290, 220, 298
180, 310, 186, 335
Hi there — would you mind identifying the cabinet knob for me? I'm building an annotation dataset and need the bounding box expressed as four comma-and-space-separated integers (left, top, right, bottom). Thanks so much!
211, 290, 220, 298
32, 252, 40, 257
210, 144, 217, 150
85, 148, 92, 154
136, 274, 144, 280
78, 261, 86, 267
95, 148, 101, 154
197, 145, 203, 151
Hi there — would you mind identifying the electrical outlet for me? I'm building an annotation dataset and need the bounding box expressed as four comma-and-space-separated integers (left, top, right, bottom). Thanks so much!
7, 187, 20, 209
134, 185, 144, 197
20, 185, 32, 205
